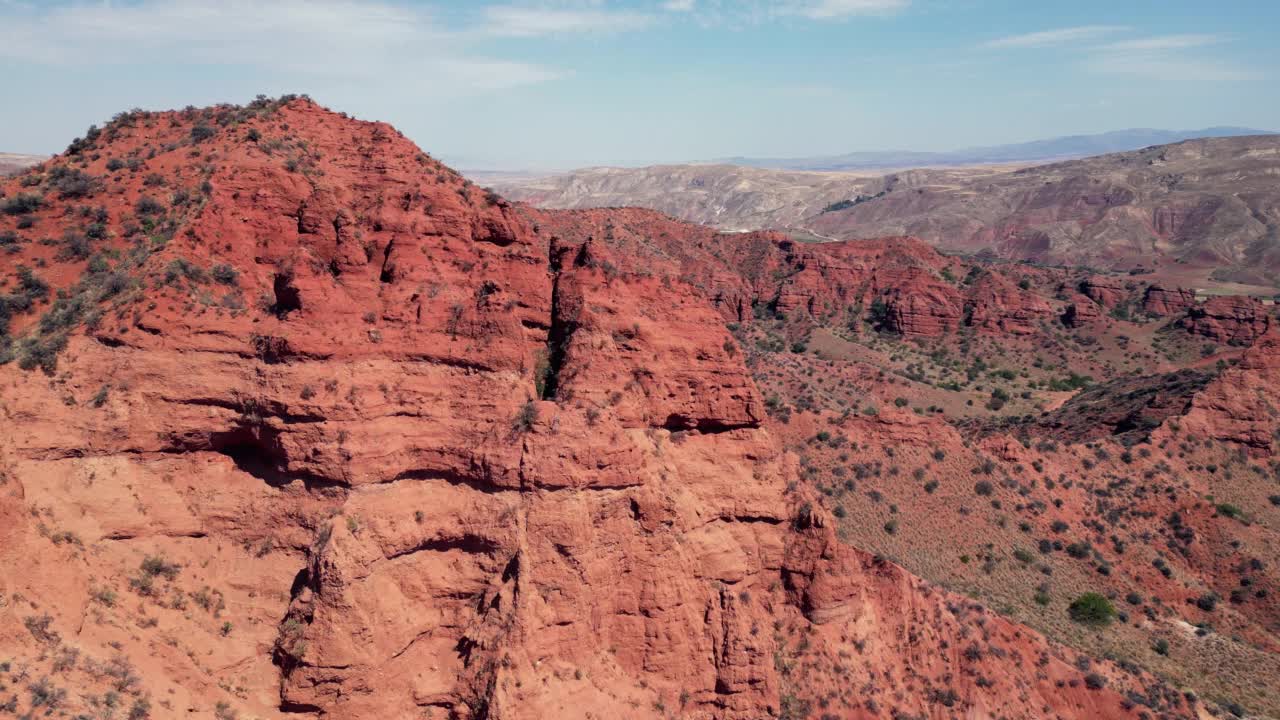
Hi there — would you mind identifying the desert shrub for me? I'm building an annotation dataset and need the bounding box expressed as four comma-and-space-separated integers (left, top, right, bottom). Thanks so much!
1047, 373, 1092, 392
512, 400, 538, 434
27, 676, 66, 709
1, 193, 42, 215
1065, 541, 1092, 559
211, 263, 240, 286
65, 124, 101, 155
140, 555, 180, 580
974, 480, 994, 496
1068, 592, 1116, 626
58, 230, 92, 261
54, 169, 96, 198
106, 158, 126, 171
164, 258, 206, 285
135, 196, 165, 215
190, 124, 216, 142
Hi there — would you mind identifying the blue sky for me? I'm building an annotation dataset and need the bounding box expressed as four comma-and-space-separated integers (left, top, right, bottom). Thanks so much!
1, 0, 1276, 169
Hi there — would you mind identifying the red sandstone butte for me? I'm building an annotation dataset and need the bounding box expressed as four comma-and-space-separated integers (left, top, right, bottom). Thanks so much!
0, 98, 1198, 719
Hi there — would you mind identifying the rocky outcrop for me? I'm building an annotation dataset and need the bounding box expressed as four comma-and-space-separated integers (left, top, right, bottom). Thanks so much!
0, 97, 1197, 720
1177, 330, 1280, 455
1143, 284, 1197, 316
966, 273, 1058, 335
1182, 295, 1274, 345
881, 276, 963, 336
1079, 275, 1127, 308
1062, 293, 1103, 327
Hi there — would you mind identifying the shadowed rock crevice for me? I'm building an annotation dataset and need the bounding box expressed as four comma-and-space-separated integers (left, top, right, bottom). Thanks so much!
378, 237, 396, 283
386, 534, 500, 560
270, 271, 303, 319
212, 434, 292, 486
539, 241, 580, 400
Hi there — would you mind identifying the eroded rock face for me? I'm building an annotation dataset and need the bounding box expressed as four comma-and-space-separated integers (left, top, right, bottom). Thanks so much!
1079, 275, 1127, 308
1062, 293, 1103, 327
882, 275, 963, 337
1143, 284, 1197, 316
1179, 330, 1280, 455
966, 273, 1058, 335
1182, 295, 1275, 345
0, 98, 1193, 720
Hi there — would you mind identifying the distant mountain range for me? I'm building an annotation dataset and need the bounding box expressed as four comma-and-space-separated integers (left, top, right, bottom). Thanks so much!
717, 127, 1275, 171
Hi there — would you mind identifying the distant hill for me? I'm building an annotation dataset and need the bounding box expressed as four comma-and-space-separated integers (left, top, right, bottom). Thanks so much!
496, 134, 1280, 286
719, 127, 1274, 171
0, 152, 46, 176
489, 163, 892, 232
810, 134, 1280, 284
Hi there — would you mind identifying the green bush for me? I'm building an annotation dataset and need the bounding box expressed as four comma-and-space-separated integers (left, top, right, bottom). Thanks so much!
867, 298, 892, 330
1068, 592, 1116, 626
1215, 503, 1244, 520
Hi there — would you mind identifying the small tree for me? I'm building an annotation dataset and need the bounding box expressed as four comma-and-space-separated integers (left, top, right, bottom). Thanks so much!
867, 298, 893, 331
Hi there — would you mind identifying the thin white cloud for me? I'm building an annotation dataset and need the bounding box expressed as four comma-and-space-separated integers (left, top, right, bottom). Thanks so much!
778, 0, 910, 20
678, 0, 907, 27
1082, 54, 1254, 82
980, 26, 1251, 82
482, 3, 655, 37
982, 25, 1127, 49
0, 0, 563, 92
662, 0, 697, 11
1084, 35, 1251, 82
1101, 34, 1222, 52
